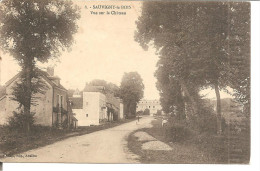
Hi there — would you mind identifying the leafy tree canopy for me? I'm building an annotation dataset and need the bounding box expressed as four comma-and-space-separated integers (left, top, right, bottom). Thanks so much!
86, 79, 120, 97
119, 72, 144, 116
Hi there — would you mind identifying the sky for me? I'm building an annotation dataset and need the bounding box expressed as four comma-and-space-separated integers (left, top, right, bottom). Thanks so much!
0, 1, 232, 100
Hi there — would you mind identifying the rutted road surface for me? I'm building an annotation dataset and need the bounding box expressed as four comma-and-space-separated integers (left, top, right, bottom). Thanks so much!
1, 116, 153, 163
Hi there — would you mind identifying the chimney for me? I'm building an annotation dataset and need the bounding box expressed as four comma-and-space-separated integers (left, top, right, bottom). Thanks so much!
53, 77, 60, 86
47, 67, 54, 76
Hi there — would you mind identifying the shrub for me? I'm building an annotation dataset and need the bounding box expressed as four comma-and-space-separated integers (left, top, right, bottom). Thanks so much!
8, 111, 35, 132
164, 118, 191, 142
189, 106, 227, 134
167, 123, 191, 142
143, 109, 150, 115
136, 110, 143, 115
156, 110, 162, 115
126, 114, 136, 119
62, 118, 69, 129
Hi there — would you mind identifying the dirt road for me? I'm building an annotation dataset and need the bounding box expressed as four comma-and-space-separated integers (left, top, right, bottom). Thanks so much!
1, 116, 153, 163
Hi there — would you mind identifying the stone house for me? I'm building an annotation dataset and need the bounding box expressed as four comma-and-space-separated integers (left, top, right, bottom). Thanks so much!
0, 67, 76, 128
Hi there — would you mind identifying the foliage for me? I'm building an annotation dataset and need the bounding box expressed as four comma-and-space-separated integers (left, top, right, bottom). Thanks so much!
125, 114, 136, 119
62, 118, 68, 129
156, 110, 162, 115
86, 79, 120, 97
135, 2, 250, 134
136, 110, 143, 115
11, 69, 49, 108
166, 124, 191, 142
143, 108, 150, 115
225, 3, 250, 116
8, 111, 35, 132
193, 106, 226, 134
119, 72, 144, 117
0, 0, 80, 63
67, 89, 75, 97
53, 106, 68, 114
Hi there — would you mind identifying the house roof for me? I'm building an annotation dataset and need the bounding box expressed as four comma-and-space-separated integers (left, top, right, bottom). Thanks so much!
37, 70, 67, 91
5, 73, 20, 87
71, 116, 78, 121
4, 69, 67, 91
106, 93, 120, 109
83, 85, 105, 93
69, 97, 83, 109
0, 86, 6, 99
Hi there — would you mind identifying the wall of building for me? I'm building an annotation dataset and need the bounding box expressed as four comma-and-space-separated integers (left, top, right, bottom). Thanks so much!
72, 109, 84, 126
53, 88, 67, 109
31, 82, 53, 126
1, 77, 54, 126
52, 87, 68, 126
80, 92, 106, 126
4, 81, 20, 125
119, 103, 124, 119
99, 93, 107, 121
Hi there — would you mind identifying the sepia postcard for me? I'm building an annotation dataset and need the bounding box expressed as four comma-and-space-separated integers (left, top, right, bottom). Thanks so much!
0, 0, 251, 164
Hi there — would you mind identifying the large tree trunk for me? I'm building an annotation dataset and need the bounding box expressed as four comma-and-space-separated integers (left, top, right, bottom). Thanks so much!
176, 82, 186, 120
176, 95, 185, 120
23, 59, 33, 133
124, 102, 131, 118
214, 82, 222, 135
130, 102, 137, 116
178, 79, 198, 117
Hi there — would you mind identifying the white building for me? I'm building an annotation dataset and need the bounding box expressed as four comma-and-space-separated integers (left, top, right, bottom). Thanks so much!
136, 99, 162, 115
69, 86, 124, 126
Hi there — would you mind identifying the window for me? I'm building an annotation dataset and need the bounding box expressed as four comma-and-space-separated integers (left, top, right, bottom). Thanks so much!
149, 106, 150, 108
86, 114, 88, 117
86, 102, 88, 105
57, 95, 63, 108
60, 95, 63, 108
57, 95, 60, 107
153, 106, 155, 108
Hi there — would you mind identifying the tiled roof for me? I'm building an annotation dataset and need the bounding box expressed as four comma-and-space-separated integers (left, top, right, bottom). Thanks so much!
69, 97, 83, 109
106, 93, 120, 109
39, 70, 67, 91
71, 116, 78, 121
4, 69, 67, 91
83, 85, 105, 93
5, 73, 20, 87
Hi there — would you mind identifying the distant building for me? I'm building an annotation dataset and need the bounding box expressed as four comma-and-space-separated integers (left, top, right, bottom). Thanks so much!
69, 85, 124, 126
0, 67, 76, 128
136, 99, 162, 115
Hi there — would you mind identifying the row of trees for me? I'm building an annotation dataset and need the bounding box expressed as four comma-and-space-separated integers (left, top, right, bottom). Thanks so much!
135, 2, 250, 134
